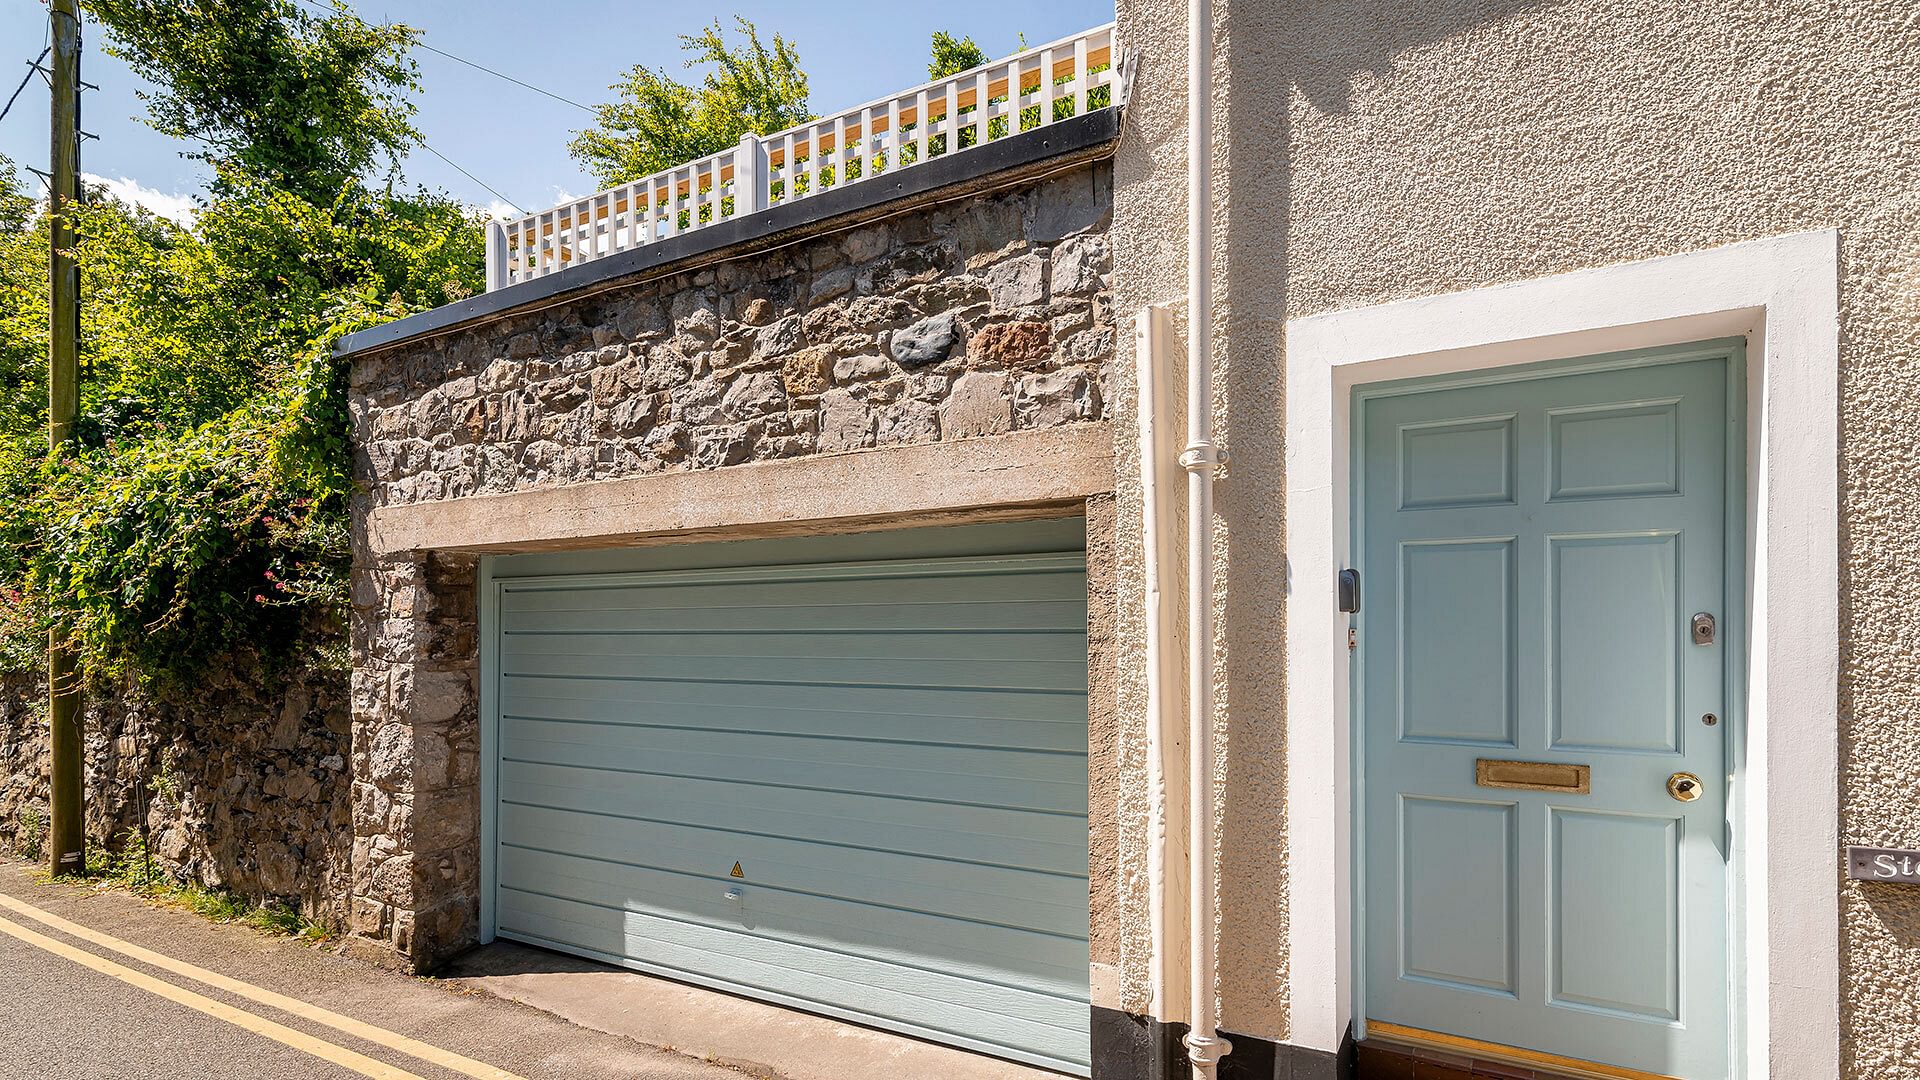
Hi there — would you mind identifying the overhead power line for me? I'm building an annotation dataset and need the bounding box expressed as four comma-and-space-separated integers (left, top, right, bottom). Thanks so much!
417, 139, 523, 216
0, 47, 53, 126
294, 0, 595, 113
411, 41, 596, 114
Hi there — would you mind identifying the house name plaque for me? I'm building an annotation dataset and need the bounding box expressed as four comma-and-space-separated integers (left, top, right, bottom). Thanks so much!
1847, 846, 1920, 883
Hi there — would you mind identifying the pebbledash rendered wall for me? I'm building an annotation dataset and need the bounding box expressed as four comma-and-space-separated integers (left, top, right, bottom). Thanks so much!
1107, 0, 1920, 1076
342, 157, 1118, 969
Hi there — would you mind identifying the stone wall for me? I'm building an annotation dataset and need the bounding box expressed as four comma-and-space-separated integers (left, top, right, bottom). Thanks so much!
0, 651, 352, 925
344, 550, 480, 969
348, 163, 1113, 511
344, 161, 1115, 971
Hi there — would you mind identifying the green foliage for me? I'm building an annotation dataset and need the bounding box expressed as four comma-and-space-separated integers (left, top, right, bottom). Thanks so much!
925, 30, 1112, 156
79, 831, 331, 941
0, 0, 484, 686
569, 17, 812, 187
82, 0, 422, 202
149, 756, 182, 803
2, 381, 350, 683
0, 159, 47, 453
15, 806, 46, 862
0, 148, 482, 683
928, 31, 989, 80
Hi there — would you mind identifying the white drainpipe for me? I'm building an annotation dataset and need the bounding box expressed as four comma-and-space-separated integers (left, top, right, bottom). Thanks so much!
1179, 0, 1228, 1073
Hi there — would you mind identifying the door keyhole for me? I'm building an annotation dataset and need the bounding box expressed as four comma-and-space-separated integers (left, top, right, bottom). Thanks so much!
1667, 772, 1703, 802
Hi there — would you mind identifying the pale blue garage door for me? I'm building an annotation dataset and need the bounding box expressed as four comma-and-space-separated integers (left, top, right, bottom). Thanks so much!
484, 520, 1092, 1074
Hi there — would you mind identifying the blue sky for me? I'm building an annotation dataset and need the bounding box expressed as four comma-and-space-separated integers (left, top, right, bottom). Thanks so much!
0, 0, 1112, 220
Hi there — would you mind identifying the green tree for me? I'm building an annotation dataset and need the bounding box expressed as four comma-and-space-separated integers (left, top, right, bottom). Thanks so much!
0, 159, 48, 449
924, 31, 995, 155
928, 31, 988, 79
0, 0, 484, 686
82, 0, 422, 202
0, 151, 483, 684
570, 18, 811, 188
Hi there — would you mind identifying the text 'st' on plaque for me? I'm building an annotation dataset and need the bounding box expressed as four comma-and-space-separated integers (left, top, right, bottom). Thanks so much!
1847, 846, 1920, 883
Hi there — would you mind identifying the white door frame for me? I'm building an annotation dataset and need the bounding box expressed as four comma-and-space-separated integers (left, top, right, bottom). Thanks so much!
1281, 231, 1840, 1079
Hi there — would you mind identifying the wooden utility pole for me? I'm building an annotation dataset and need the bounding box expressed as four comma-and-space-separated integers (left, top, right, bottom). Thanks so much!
47, 0, 84, 877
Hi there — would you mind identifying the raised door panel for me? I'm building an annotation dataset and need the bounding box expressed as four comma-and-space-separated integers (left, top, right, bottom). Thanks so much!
1399, 797, 1518, 994
1549, 808, 1681, 1021
1400, 540, 1517, 746
1549, 535, 1681, 754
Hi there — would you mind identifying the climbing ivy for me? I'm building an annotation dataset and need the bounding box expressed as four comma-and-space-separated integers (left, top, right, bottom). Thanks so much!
0, 166, 480, 686
0, 3, 484, 686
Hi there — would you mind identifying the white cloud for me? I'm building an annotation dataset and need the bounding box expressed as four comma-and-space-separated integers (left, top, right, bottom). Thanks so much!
474, 187, 574, 222
82, 173, 198, 225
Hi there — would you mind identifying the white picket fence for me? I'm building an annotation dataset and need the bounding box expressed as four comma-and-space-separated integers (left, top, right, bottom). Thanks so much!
485, 23, 1119, 290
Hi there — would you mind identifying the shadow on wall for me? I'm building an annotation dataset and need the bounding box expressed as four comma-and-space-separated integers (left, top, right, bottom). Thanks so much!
1276, 0, 1563, 115
1204, 0, 1557, 1042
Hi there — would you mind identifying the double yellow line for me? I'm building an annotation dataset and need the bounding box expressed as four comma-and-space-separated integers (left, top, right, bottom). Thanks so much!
0, 892, 528, 1080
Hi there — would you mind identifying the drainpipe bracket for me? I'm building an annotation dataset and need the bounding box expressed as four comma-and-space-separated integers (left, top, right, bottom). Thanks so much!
1178, 445, 1226, 472
1182, 1030, 1233, 1068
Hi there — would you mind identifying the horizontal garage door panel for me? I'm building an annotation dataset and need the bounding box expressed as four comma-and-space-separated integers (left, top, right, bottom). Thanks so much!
499, 760, 1085, 872
499, 716, 1086, 806
498, 801, 1086, 929
496, 890, 1087, 1058
499, 651, 1086, 693
503, 672, 1082, 732
501, 598, 1091, 634
503, 628, 1092, 664
496, 846, 1087, 989
487, 522, 1092, 1073
500, 682, 1085, 752
497, 553, 1088, 608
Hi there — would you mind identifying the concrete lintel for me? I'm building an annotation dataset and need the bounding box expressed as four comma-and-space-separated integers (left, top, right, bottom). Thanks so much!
368, 424, 1115, 555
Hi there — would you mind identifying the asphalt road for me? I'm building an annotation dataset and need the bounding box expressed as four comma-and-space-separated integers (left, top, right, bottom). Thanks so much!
0, 861, 745, 1080
0, 922, 367, 1080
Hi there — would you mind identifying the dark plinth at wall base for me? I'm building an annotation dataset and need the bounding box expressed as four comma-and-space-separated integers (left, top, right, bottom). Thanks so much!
1091, 1008, 1353, 1080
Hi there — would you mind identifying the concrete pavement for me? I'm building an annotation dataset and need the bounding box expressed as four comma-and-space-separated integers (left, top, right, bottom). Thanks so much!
443, 941, 1061, 1080
0, 860, 747, 1080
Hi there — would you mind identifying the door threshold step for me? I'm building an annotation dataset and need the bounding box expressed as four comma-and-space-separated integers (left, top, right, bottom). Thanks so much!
1361, 1021, 1679, 1080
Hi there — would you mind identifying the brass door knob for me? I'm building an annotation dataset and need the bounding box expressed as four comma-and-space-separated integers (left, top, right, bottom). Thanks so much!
1667, 772, 1703, 802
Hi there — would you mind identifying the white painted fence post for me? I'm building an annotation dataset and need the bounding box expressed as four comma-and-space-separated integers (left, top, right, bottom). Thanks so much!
485, 220, 509, 291
737, 132, 767, 214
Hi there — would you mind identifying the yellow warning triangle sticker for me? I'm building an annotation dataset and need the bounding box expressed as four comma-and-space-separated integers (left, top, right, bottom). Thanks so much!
730, 861, 745, 879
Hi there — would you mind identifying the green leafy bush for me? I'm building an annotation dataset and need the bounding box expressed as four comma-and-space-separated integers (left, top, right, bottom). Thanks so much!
0, 170, 479, 685
0, 365, 349, 682
0, 0, 489, 687
15, 806, 47, 861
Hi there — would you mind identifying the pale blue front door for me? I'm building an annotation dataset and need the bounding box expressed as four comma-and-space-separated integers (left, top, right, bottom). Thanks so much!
1358, 350, 1735, 1078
